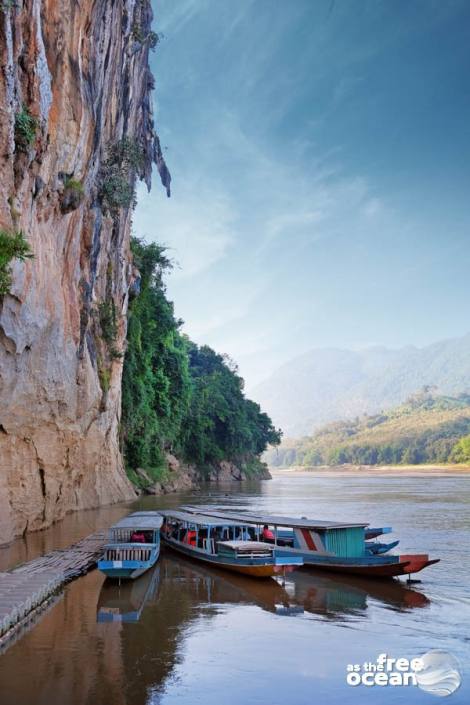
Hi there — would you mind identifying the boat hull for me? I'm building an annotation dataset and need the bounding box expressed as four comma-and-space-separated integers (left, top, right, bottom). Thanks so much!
161, 537, 299, 578
275, 549, 440, 578
301, 558, 440, 578
301, 560, 413, 578
98, 548, 160, 581
97, 565, 153, 580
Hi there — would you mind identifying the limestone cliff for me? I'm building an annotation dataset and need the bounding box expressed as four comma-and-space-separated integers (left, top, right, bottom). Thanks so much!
0, 0, 169, 543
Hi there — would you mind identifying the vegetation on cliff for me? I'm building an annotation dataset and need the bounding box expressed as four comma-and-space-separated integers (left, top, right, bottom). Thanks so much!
121, 238, 281, 486
268, 390, 470, 467
14, 105, 38, 151
0, 229, 33, 296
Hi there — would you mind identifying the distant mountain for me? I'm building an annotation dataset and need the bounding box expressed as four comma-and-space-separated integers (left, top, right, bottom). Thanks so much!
266, 392, 470, 468
251, 334, 470, 437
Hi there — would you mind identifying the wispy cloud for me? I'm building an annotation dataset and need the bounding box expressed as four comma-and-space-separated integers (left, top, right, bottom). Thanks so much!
143, 0, 470, 387
134, 180, 235, 279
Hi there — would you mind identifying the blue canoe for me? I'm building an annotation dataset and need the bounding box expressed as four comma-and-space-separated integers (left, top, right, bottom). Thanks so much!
365, 527, 392, 540
98, 511, 163, 580
366, 540, 400, 555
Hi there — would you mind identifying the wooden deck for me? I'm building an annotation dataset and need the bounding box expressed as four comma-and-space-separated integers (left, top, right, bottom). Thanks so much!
0, 531, 107, 648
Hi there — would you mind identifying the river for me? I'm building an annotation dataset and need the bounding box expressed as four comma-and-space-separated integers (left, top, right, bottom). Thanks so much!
0, 471, 468, 705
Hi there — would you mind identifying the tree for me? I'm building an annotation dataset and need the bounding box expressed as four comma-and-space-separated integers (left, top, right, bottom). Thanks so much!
121, 238, 281, 484
451, 435, 470, 463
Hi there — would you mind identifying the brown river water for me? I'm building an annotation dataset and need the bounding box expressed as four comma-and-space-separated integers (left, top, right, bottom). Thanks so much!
0, 471, 469, 705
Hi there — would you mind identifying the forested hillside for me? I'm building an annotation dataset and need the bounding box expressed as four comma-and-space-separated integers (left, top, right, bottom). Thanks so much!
252, 339, 470, 436
121, 239, 281, 487
267, 391, 470, 468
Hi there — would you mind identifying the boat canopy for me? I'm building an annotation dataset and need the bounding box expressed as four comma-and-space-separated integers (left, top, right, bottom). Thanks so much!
111, 512, 163, 531
219, 541, 274, 552
162, 510, 251, 528
180, 506, 368, 530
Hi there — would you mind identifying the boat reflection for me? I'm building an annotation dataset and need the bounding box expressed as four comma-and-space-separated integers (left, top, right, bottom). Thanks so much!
284, 570, 429, 618
89, 553, 430, 705
97, 565, 161, 623
164, 553, 304, 616
96, 551, 429, 628
166, 552, 429, 620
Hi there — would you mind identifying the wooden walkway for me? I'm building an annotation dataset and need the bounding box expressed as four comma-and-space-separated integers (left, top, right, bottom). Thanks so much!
0, 531, 107, 647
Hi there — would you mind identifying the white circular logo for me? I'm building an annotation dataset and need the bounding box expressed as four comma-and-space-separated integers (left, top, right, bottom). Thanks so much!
414, 650, 462, 697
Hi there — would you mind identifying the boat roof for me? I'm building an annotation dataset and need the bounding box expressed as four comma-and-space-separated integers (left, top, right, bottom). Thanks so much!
111, 512, 163, 530
180, 506, 368, 530
219, 541, 274, 550
162, 509, 251, 528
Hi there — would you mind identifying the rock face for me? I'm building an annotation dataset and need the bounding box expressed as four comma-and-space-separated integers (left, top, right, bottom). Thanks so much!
142, 454, 272, 495
0, 0, 168, 543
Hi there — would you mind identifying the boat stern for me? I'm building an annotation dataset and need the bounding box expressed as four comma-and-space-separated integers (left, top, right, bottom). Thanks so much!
399, 554, 440, 575
272, 554, 304, 574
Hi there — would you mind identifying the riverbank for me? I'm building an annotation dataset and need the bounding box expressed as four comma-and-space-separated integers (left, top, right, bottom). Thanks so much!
270, 463, 470, 477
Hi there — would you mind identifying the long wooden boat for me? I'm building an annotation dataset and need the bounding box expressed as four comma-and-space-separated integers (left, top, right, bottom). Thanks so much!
159, 510, 303, 578
181, 507, 439, 580
98, 511, 163, 580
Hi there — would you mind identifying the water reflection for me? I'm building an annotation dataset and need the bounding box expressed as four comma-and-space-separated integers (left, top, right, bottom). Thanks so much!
0, 551, 447, 705
1, 471, 469, 705
107, 554, 431, 705
97, 566, 162, 623
96, 552, 429, 630
287, 570, 429, 617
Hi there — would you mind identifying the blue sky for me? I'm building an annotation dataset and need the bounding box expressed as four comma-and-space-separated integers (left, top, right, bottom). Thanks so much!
135, 0, 470, 389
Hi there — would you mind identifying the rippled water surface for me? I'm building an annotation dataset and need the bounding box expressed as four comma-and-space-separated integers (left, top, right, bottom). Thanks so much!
0, 471, 469, 705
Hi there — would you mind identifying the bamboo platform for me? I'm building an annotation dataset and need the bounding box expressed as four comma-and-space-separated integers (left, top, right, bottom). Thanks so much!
0, 531, 107, 647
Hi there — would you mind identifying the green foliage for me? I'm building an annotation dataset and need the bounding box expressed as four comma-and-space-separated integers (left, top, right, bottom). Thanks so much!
98, 299, 122, 358
100, 175, 135, 213
14, 105, 38, 151
0, 1, 15, 10
121, 238, 281, 485
60, 176, 84, 213
451, 435, 470, 463
131, 22, 146, 43
121, 238, 191, 474
147, 31, 160, 50
99, 137, 144, 216
64, 177, 84, 194
107, 137, 145, 171
180, 344, 281, 466
268, 392, 470, 468
0, 229, 33, 296
98, 360, 110, 393
131, 23, 161, 50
